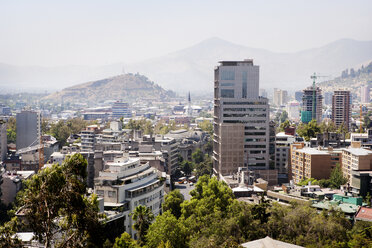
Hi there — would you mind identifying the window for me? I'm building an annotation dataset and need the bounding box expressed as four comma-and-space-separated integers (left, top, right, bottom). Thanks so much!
96, 190, 104, 196
221, 89, 234, 98
221, 83, 235, 87
242, 71, 247, 98
220, 70, 235, 80
108, 191, 116, 198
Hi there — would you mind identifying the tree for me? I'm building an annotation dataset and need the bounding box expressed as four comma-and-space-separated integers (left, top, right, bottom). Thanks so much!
163, 190, 184, 219
279, 120, 291, 132
192, 149, 204, 164
296, 119, 320, 141
194, 155, 213, 178
146, 211, 187, 248
198, 120, 213, 136
131, 205, 154, 245
319, 120, 337, 133
113, 232, 138, 248
49, 118, 90, 147
41, 118, 50, 135
280, 110, 288, 123
328, 163, 347, 189
180, 161, 193, 176
0, 217, 22, 248
203, 140, 213, 155
17, 154, 104, 247
337, 122, 348, 143
6, 117, 16, 144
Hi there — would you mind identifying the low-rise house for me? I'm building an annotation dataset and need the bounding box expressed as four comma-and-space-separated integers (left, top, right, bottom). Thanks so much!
355, 206, 372, 222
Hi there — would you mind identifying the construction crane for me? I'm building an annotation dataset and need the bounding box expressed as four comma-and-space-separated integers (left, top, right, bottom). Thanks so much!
310, 73, 330, 121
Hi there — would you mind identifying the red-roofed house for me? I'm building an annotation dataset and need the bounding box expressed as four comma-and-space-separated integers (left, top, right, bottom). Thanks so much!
355, 206, 372, 222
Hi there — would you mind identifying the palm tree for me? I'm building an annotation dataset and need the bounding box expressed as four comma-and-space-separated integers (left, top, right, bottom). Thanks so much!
131, 205, 154, 244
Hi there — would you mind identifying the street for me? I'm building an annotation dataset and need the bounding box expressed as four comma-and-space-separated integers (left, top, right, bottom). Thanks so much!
175, 182, 195, 201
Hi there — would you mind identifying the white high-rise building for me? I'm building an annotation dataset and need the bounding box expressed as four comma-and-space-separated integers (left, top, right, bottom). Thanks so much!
213, 59, 270, 176
273, 88, 288, 106
361, 85, 370, 103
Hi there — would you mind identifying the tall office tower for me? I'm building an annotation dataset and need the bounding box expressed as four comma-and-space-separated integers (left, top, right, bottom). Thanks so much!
213, 59, 270, 176
273, 88, 288, 106
361, 85, 370, 103
112, 101, 131, 119
332, 90, 351, 131
301, 86, 323, 123
295, 91, 304, 102
324, 92, 333, 106
16, 110, 41, 150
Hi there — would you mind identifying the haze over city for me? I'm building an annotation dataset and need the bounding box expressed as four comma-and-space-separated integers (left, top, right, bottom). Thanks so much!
1, 0, 371, 66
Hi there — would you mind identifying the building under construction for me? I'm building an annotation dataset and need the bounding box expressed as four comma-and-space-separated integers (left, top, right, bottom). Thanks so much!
301, 86, 323, 123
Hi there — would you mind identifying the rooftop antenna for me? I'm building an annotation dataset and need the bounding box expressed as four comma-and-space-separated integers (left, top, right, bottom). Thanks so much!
122, 66, 125, 75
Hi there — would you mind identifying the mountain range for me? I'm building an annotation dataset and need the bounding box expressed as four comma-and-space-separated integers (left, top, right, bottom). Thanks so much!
1, 37, 372, 94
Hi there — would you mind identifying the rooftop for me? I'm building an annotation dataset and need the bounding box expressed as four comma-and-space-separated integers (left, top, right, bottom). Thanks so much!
241, 236, 304, 248
342, 147, 372, 156
296, 147, 329, 155
355, 207, 372, 222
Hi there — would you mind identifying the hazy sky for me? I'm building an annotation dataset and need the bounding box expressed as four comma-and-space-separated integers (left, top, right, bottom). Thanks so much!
1, 0, 371, 67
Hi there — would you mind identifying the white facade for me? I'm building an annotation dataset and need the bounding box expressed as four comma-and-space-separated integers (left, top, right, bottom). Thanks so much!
286, 100, 300, 121
275, 132, 296, 177
94, 157, 164, 238
361, 85, 370, 103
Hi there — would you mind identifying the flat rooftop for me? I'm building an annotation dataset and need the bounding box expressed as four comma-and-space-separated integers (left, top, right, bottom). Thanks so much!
342, 147, 372, 156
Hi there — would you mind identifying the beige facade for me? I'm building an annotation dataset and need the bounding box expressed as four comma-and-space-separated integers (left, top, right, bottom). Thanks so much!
213, 60, 270, 175
341, 144, 372, 183
290, 145, 341, 184
332, 90, 351, 131
214, 123, 245, 175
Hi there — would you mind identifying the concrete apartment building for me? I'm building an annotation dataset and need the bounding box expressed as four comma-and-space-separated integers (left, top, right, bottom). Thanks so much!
81, 125, 102, 152
341, 143, 372, 184
332, 90, 351, 131
16, 110, 41, 150
275, 132, 296, 183
213, 59, 270, 176
112, 101, 131, 119
94, 156, 164, 238
301, 86, 323, 123
290, 145, 341, 184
